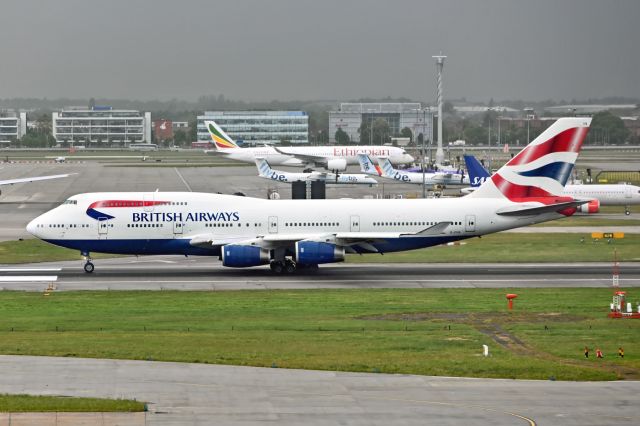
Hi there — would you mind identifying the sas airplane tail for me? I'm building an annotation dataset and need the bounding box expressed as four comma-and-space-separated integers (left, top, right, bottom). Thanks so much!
463, 155, 491, 188
469, 117, 591, 212
205, 120, 239, 150
356, 154, 382, 176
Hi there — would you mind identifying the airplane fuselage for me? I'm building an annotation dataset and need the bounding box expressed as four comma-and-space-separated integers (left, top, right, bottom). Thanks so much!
27, 192, 561, 257
563, 184, 640, 206
214, 146, 413, 167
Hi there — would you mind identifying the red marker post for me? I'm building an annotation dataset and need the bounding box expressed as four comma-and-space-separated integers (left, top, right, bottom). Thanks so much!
506, 293, 518, 310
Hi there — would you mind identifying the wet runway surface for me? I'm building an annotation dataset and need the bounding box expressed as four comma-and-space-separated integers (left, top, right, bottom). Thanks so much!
2, 257, 639, 290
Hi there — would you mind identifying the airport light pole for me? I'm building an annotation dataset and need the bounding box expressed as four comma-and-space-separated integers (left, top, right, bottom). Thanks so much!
432, 53, 446, 166
422, 107, 426, 199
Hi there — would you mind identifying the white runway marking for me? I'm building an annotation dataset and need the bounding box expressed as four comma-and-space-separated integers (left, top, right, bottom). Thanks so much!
0, 276, 58, 282
0, 268, 62, 272
174, 167, 192, 192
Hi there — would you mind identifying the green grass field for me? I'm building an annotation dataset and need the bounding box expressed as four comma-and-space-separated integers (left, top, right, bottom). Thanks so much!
0, 394, 145, 412
2, 233, 639, 265
349, 233, 640, 263
0, 289, 637, 381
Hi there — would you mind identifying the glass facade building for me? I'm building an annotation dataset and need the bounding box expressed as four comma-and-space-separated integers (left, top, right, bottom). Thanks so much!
52, 107, 151, 146
329, 103, 433, 144
0, 111, 27, 144
197, 111, 308, 145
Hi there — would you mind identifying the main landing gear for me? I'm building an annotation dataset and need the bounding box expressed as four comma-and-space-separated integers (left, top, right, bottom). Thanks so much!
625, 207, 631, 216
81, 251, 94, 273
269, 259, 318, 274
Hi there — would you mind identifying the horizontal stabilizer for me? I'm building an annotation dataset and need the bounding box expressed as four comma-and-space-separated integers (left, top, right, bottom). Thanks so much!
496, 200, 588, 216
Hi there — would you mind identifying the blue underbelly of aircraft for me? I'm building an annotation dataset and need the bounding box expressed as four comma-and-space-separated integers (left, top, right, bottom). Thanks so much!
43, 235, 473, 256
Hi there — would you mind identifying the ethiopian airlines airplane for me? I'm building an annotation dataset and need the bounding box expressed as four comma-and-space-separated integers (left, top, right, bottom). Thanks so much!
463, 154, 640, 214
204, 120, 413, 171
28, 118, 591, 274
256, 158, 377, 185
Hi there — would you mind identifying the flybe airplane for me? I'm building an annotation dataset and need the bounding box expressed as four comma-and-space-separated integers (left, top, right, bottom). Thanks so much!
463, 154, 640, 214
0, 173, 75, 195
27, 118, 591, 274
204, 120, 413, 171
358, 153, 469, 186
256, 158, 377, 185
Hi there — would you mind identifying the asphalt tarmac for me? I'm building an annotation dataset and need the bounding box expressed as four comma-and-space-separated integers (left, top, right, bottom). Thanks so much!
0, 355, 638, 426
2, 257, 639, 290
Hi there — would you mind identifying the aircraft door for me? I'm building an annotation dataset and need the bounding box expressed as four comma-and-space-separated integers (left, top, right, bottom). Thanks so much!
350, 215, 360, 232
268, 216, 278, 234
625, 186, 633, 199
465, 215, 476, 232
173, 221, 183, 236
98, 217, 109, 238
143, 193, 155, 212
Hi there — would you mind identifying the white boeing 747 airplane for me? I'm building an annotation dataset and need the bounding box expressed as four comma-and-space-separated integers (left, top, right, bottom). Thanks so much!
27, 118, 591, 274
256, 158, 377, 185
204, 120, 413, 171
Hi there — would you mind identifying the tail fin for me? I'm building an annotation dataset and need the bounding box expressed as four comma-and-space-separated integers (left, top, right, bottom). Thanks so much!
469, 117, 591, 199
377, 157, 396, 178
463, 155, 491, 188
205, 120, 239, 149
255, 157, 272, 177
356, 154, 382, 176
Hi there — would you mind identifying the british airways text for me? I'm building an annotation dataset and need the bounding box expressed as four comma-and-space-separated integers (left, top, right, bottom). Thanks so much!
132, 211, 240, 222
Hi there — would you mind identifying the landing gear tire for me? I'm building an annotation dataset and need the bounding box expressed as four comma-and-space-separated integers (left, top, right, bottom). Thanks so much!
284, 259, 297, 274
625, 210, 631, 216
270, 261, 284, 274
84, 262, 95, 274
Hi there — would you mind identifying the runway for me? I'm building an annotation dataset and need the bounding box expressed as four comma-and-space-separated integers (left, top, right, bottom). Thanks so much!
0, 355, 638, 426
2, 257, 639, 290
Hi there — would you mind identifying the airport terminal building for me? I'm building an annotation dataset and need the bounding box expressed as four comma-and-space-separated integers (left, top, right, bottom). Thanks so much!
329, 103, 433, 144
0, 110, 27, 144
197, 111, 308, 145
52, 107, 152, 146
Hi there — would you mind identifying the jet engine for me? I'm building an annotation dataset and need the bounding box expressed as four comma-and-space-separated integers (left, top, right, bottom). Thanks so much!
221, 245, 270, 267
326, 158, 347, 172
295, 241, 345, 265
577, 199, 600, 214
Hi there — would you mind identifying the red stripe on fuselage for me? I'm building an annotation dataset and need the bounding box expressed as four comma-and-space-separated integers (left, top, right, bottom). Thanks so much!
507, 127, 588, 166
88, 200, 170, 209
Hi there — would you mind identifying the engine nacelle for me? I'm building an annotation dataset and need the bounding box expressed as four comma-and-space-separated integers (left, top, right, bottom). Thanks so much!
577, 199, 600, 214
327, 158, 347, 172
296, 241, 345, 265
221, 245, 270, 267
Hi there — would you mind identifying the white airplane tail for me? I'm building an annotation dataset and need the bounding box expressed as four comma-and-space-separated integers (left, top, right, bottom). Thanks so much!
469, 117, 591, 202
255, 157, 272, 177
205, 120, 239, 150
377, 157, 396, 178
356, 154, 381, 176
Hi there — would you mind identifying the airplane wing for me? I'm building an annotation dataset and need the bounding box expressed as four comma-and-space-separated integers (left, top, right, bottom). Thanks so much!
188, 222, 452, 252
0, 173, 77, 186
272, 146, 328, 165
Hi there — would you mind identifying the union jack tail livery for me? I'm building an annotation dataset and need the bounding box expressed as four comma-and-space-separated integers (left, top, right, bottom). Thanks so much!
205, 121, 239, 150
470, 117, 591, 202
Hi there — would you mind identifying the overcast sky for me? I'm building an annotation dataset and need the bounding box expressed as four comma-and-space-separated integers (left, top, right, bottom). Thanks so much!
0, 0, 638, 103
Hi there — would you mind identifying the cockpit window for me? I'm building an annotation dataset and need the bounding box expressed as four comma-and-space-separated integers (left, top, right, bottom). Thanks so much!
62, 199, 78, 205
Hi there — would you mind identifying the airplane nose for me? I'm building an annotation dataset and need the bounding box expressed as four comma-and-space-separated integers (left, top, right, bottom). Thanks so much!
26, 218, 38, 236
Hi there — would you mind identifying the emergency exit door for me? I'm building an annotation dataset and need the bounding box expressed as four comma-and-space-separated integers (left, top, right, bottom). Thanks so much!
465, 215, 476, 232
